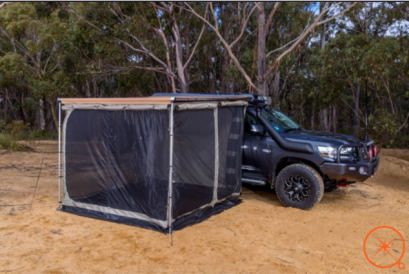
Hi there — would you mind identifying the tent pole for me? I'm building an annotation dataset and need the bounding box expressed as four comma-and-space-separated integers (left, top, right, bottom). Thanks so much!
168, 97, 175, 246
58, 99, 62, 209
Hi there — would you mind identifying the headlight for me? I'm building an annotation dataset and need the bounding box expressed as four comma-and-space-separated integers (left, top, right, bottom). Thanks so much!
340, 147, 354, 154
318, 146, 337, 159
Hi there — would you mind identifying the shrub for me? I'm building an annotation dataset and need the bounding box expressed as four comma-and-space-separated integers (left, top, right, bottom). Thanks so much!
29, 130, 57, 140
6, 120, 30, 140
0, 119, 6, 132
0, 133, 12, 150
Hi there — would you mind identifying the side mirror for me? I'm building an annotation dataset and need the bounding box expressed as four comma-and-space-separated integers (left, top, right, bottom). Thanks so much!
250, 125, 265, 135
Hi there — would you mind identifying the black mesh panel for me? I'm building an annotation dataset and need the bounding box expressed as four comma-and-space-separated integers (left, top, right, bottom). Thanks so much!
65, 109, 169, 221
172, 109, 215, 218
217, 107, 244, 199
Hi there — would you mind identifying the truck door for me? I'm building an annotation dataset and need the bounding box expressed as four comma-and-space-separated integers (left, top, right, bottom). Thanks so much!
242, 113, 272, 178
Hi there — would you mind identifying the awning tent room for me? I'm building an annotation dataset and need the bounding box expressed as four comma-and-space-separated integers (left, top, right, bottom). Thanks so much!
58, 95, 250, 234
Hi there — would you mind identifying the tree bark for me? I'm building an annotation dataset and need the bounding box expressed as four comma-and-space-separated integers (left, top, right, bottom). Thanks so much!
319, 109, 329, 131
221, 3, 231, 94
48, 100, 59, 132
18, 92, 28, 124
354, 82, 361, 136
332, 106, 337, 132
170, 17, 188, 93
272, 71, 280, 109
320, 3, 329, 132
320, 17, 326, 49
257, 2, 267, 96
5, 89, 18, 120
183, 9, 191, 90
311, 102, 315, 130
85, 81, 91, 98
92, 77, 98, 97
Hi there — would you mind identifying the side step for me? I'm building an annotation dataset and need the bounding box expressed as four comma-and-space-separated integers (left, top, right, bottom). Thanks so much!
242, 178, 267, 186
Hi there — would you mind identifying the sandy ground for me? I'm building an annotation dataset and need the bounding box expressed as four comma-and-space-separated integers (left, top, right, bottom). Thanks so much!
0, 141, 408, 273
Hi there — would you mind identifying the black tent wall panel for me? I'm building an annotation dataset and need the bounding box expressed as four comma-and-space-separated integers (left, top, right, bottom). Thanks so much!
59, 99, 247, 234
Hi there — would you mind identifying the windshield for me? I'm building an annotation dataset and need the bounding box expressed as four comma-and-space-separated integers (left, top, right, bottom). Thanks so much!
261, 109, 301, 132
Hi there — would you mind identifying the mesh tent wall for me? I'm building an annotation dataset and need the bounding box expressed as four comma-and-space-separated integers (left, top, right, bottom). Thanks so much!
58, 95, 250, 233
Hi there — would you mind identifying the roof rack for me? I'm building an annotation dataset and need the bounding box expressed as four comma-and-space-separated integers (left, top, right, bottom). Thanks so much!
248, 94, 268, 107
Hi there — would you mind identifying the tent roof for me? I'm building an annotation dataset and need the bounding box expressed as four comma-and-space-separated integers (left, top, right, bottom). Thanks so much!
60, 94, 253, 105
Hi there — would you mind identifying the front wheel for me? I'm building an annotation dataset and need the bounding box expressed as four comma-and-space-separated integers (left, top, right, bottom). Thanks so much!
275, 164, 324, 210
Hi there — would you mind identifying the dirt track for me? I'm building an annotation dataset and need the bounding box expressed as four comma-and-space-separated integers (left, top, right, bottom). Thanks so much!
0, 143, 408, 273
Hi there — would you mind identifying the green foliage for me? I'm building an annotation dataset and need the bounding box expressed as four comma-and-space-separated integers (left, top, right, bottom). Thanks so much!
6, 120, 30, 139
29, 130, 57, 140
368, 108, 401, 146
0, 2, 408, 147
0, 120, 6, 132
0, 133, 12, 150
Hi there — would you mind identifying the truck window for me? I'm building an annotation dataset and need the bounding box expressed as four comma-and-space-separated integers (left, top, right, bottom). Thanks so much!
261, 109, 300, 132
244, 114, 261, 133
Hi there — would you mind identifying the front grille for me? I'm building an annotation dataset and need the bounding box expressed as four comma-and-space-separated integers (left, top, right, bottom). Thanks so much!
339, 146, 371, 163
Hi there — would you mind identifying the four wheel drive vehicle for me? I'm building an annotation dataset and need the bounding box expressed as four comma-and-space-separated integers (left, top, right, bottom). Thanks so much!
242, 95, 380, 209
152, 93, 380, 210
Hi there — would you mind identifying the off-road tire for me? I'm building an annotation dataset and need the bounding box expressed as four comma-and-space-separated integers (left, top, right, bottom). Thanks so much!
275, 164, 324, 210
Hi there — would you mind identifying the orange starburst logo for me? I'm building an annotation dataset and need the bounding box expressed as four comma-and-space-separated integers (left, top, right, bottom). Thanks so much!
364, 226, 405, 269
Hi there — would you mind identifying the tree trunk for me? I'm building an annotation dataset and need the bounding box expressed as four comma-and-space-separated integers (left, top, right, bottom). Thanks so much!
211, 56, 216, 93
328, 108, 332, 132
171, 17, 188, 93
320, 18, 326, 49
85, 81, 91, 98
257, 2, 267, 96
92, 77, 98, 97
18, 92, 28, 124
319, 109, 329, 132
48, 100, 59, 132
272, 71, 280, 109
2, 89, 8, 118
184, 12, 191, 90
221, 3, 231, 94
99, 78, 105, 98
311, 102, 315, 130
5, 90, 18, 120
332, 106, 337, 132
354, 82, 361, 137
39, 99, 45, 130
319, 5, 329, 131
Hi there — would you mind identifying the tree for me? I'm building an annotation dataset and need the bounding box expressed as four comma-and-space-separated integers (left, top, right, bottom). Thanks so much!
0, 2, 73, 129
185, 2, 357, 96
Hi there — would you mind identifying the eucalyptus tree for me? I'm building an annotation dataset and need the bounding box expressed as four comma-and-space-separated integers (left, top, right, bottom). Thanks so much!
0, 2, 73, 129
312, 2, 409, 137
65, 2, 207, 93
185, 2, 357, 98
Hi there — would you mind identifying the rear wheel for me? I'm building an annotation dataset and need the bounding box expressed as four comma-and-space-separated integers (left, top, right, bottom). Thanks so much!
275, 164, 324, 210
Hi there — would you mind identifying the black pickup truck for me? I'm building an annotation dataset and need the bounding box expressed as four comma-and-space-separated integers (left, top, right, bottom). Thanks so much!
243, 95, 380, 209
152, 93, 380, 210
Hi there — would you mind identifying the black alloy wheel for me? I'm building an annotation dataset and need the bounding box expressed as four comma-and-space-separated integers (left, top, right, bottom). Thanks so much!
284, 175, 311, 202
275, 164, 324, 210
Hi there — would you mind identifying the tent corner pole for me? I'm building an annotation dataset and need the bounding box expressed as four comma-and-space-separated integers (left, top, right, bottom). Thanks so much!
168, 97, 175, 246
58, 99, 62, 210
